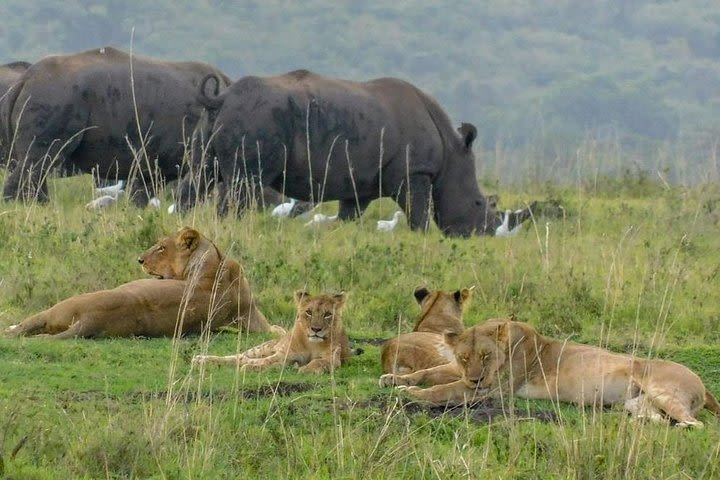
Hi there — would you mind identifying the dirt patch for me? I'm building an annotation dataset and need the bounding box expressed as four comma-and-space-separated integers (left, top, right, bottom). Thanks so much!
349, 337, 388, 346
359, 394, 557, 424
58, 382, 315, 404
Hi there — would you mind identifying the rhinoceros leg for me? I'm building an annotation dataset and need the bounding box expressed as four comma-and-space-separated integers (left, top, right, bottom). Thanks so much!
216, 176, 266, 217
3, 155, 51, 202
399, 174, 432, 231
174, 167, 215, 213
122, 180, 147, 208
173, 126, 218, 213
4, 105, 87, 203
338, 197, 371, 221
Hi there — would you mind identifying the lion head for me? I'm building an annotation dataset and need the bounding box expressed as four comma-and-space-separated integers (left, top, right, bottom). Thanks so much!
294, 290, 347, 343
412, 286, 472, 335
138, 226, 220, 280
445, 320, 530, 389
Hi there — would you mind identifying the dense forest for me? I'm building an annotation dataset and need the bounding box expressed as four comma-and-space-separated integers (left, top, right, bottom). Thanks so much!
2, 0, 719, 183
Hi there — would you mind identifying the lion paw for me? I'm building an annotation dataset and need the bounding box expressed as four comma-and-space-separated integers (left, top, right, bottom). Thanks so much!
297, 364, 326, 374
395, 385, 421, 394
379, 374, 413, 387
675, 420, 704, 429
191, 355, 209, 365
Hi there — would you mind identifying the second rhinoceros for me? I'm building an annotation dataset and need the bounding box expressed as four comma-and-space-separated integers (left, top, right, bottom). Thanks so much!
196, 69, 528, 236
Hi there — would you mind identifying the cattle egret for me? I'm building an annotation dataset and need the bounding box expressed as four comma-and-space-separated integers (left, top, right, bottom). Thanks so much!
148, 197, 161, 209
304, 213, 338, 227
167, 203, 176, 214
495, 210, 522, 237
85, 195, 118, 210
377, 211, 404, 232
95, 180, 124, 196
271, 198, 297, 218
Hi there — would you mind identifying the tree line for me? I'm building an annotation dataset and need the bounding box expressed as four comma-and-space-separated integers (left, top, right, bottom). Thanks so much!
1, 0, 719, 183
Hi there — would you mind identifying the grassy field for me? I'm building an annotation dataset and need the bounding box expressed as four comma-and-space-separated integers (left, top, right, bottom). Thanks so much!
0, 173, 719, 479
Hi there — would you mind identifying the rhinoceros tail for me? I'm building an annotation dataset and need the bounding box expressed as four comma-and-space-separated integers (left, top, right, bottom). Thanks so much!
198, 73, 225, 110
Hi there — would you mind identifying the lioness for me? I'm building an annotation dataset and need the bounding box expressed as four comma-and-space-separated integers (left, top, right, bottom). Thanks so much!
396, 320, 720, 427
193, 290, 354, 374
4, 227, 283, 338
378, 287, 471, 387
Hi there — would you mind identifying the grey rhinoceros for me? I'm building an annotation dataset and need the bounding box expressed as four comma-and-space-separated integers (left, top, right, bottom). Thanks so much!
0, 47, 231, 205
193, 69, 531, 236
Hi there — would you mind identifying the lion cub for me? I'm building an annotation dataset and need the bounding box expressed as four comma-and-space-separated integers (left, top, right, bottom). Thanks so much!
397, 320, 720, 428
193, 290, 353, 374
378, 287, 471, 388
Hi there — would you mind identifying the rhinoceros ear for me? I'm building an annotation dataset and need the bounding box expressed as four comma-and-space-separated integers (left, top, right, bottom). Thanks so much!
457, 123, 477, 149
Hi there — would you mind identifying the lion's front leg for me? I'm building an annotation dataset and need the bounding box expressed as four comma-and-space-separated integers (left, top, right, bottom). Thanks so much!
397, 380, 487, 405
192, 353, 246, 366
236, 351, 288, 371
298, 349, 341, 374
379, 363, 461, 387
298, 358, 335, 374
240, 338, 282, 359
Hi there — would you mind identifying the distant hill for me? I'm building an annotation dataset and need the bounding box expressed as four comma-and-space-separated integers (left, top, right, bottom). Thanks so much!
2, 0, 719, 183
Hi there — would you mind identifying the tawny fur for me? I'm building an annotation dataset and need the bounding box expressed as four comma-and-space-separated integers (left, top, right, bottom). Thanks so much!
3, 227, 283, 339
399, 320, 720, 428
379, 287, 472, 387
193, 290, 352, 374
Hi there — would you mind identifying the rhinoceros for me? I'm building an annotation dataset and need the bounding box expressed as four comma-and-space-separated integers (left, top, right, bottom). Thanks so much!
0, 47, 231, 205
193, 69, 530, 236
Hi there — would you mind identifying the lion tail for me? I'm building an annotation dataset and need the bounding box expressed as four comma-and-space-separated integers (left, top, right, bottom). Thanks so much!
352, 347, 364, 356
705, 389, 720, 417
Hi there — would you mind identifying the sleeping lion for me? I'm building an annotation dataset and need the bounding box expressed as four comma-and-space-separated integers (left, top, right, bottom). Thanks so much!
394, 320, 720, 428
4, 227, 284, 339
193, 290, 355, 373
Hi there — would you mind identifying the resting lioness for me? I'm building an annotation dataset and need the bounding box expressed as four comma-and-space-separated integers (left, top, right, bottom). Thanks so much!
4, 227, 283, 338
396, 320, 720, 427
193, 290, 354, 374
378, 287, 471, 387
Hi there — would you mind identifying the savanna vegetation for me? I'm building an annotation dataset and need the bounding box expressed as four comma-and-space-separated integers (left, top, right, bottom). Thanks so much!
0, 168, 718, 479
1, 1, 720, 478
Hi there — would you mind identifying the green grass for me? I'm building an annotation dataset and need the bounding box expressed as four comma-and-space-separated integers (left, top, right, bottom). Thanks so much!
0, 173, 719, 479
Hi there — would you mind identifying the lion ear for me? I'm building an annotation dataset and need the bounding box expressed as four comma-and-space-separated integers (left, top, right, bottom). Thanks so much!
495, 322, 510, 344
445, 331, 460, 348
454, 288, 472, 305
414, 287, 430, 304
294, 290, 310, 305
331, 291, 348, 312
177, 227, 200, 251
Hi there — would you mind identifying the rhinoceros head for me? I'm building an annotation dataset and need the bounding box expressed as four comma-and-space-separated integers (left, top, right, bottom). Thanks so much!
432, 123, 503, 236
